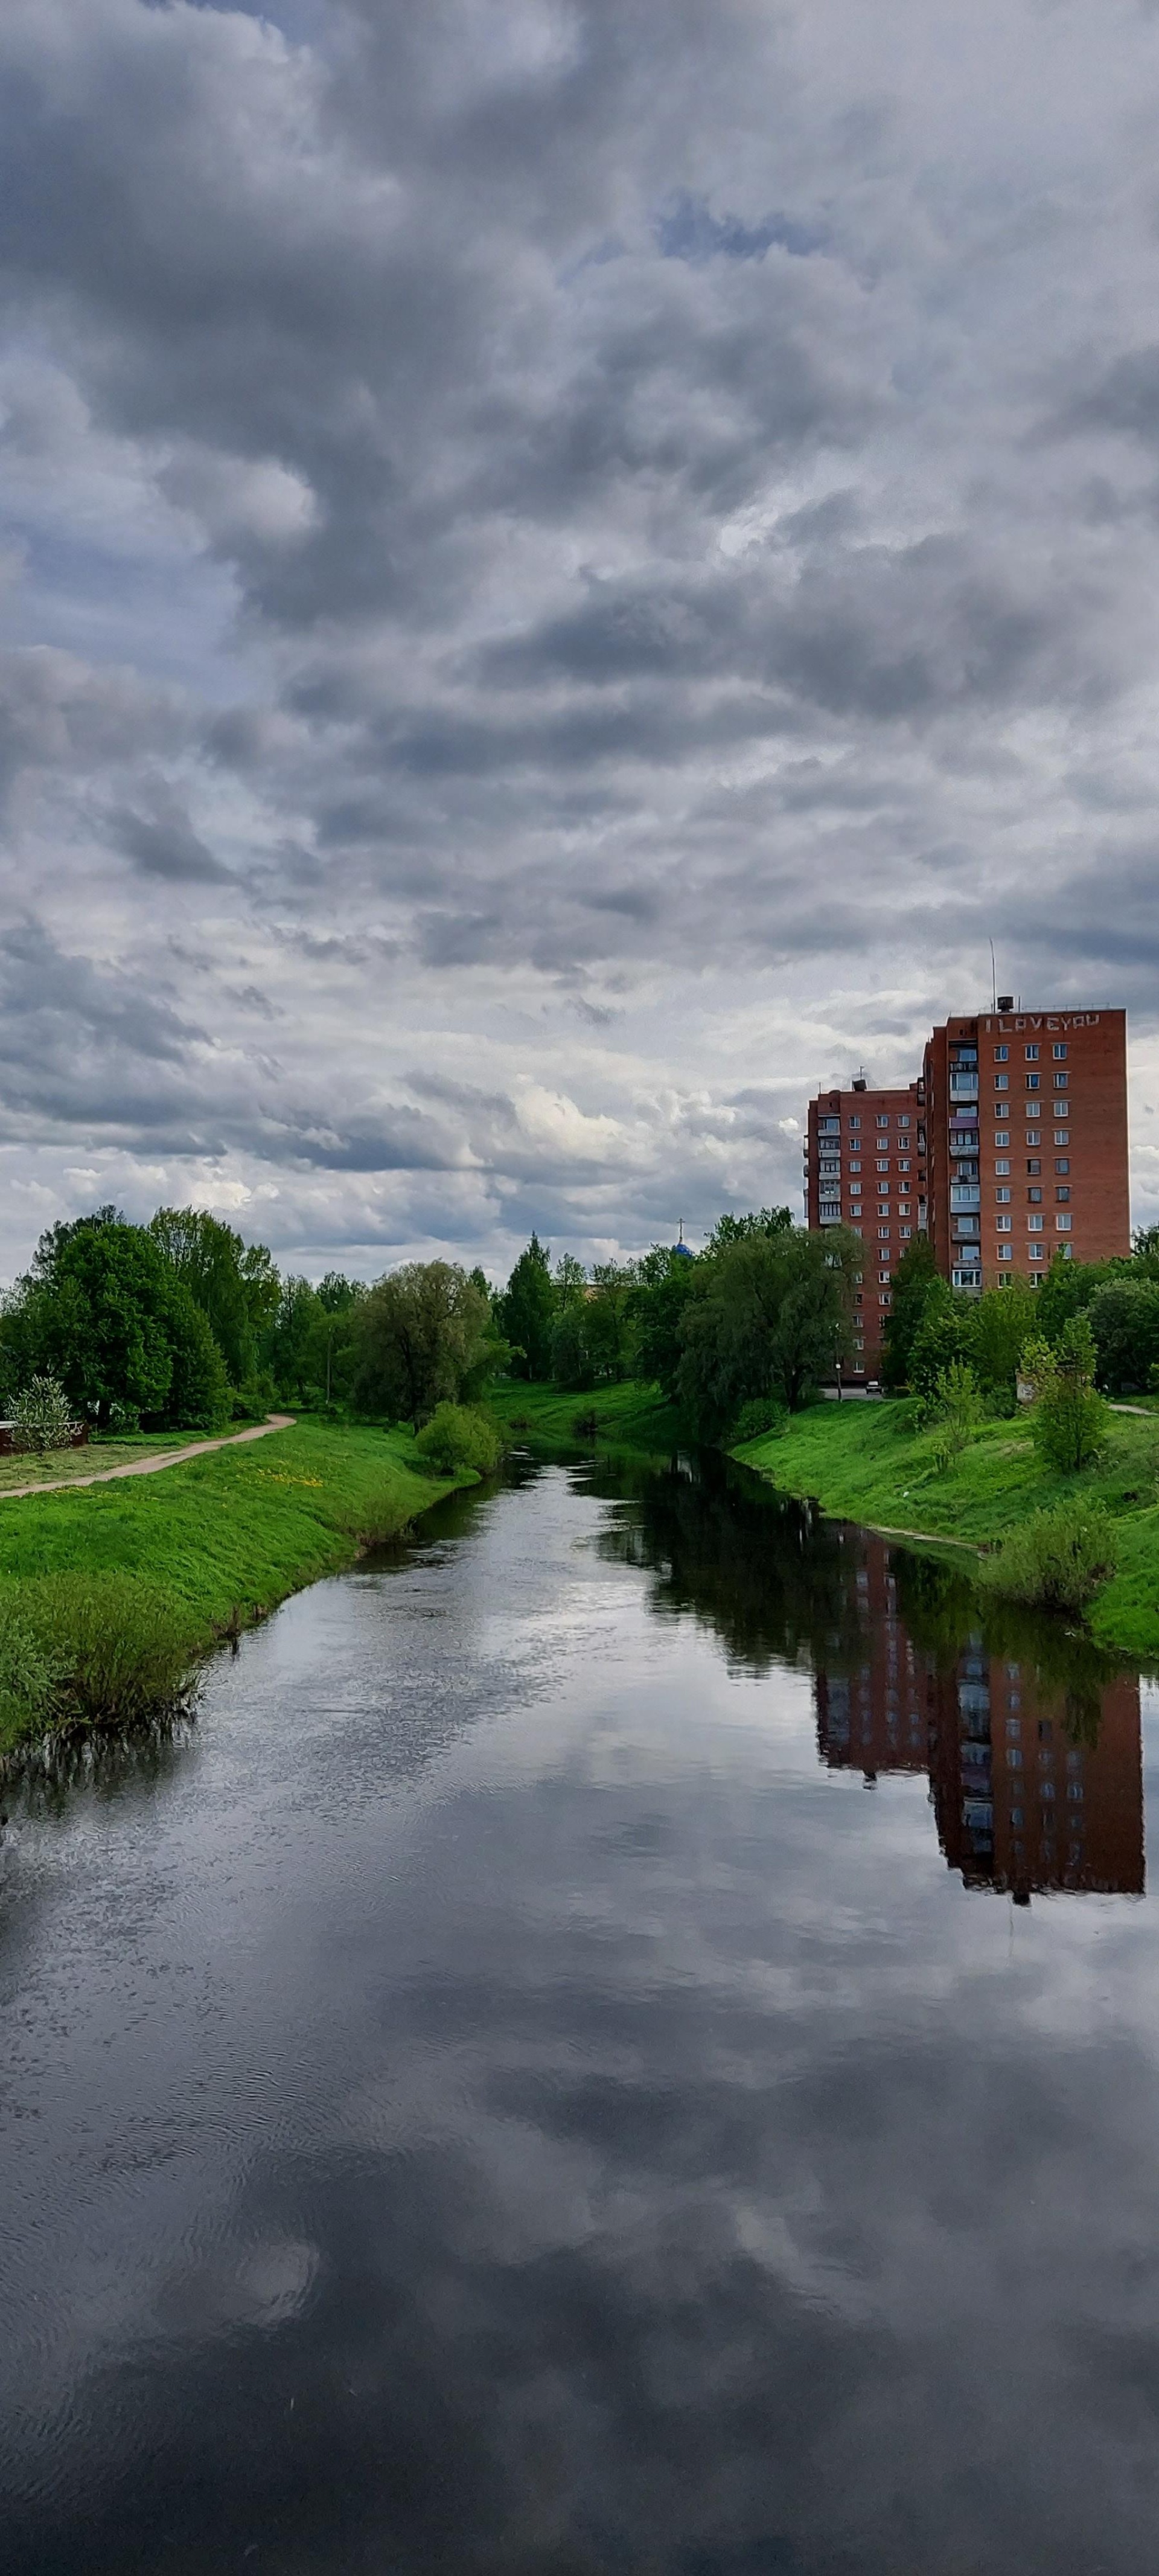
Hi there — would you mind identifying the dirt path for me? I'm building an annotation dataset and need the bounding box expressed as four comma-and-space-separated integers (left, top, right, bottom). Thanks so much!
0, 1414, 296, 1504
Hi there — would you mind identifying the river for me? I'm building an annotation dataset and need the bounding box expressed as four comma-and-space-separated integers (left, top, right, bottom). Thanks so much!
2, 1447, 1158, 2574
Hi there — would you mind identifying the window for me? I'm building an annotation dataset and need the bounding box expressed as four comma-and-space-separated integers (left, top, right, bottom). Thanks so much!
1026, 1129, 1041, 1145
1030, 1244, 1044, 1263
876, 1158, 889, 1171
1056, 1186, 1070, 1203
1056, 1213, 1072, 1231
995, 1073, 1009, 1090
898, 1157, 910, 1171
898, 1115, 910, 1129
994, 1129, 1010, 1147
1028, 1214, 1044, 1232
1053, 1071, 1068, 1089
1027, 1187, 1042, 1203
849, 1115, 860, 1129
1026, 1157, 1041, 1175
998, 1274, 1015, 1287
878, 1269, 892, 1283
995, 1188, 1011, 1203
1055, 1156, 1069, 1174
900, 1225, 912, 1239
878, 1179, 890, 1194
997, 1243, 1013, 1261
1053, 1042, 1068, 1060
1054, 1129, 1069, 1145
1025, 1043, 1039, 1060
1007, 1748, 1024, 1768
995, 1045, 1009, 1061
995, 1158, 1010, 1176
996, 1215, 1012, 1232
1026, 1072, 1040, 1091
876, 1114, 889, 1129
877, 1226, 890, 1240
849, 1158, 861, 1172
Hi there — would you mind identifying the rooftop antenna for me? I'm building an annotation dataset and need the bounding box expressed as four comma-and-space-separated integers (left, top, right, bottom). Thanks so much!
989, 938, 997, 1011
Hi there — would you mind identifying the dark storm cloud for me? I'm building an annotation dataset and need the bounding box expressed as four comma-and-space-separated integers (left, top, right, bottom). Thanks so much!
0, 0, 1157, 1261
111, 799, 229, 882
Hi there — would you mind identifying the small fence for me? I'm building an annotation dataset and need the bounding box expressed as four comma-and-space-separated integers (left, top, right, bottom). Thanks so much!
0, 1421, 90, 1458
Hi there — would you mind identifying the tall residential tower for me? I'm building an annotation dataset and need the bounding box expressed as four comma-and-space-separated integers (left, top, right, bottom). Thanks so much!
804, 1005, 1129, 1381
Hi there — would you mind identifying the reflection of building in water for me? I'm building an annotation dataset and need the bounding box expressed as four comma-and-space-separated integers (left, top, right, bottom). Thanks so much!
815, 1536, 1144, 1900
816, 1545, 935, 1781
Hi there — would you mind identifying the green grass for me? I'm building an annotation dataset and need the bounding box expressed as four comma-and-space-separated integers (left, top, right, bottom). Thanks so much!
490, 1378, 684, 1456
0, 1418, 472, 1761
735, 1399, 1159, 1663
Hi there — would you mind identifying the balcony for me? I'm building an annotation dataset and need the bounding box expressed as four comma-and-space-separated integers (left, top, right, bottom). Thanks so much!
949, 1071, 979, 1101
951, 1184, 981, 1210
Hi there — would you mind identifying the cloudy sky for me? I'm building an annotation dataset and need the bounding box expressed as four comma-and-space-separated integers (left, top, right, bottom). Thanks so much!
2, 0, 1159, 1281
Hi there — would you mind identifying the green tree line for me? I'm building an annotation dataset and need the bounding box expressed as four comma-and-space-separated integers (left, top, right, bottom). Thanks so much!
0, 1207, 507, 1437
494, 1212, 864, 1437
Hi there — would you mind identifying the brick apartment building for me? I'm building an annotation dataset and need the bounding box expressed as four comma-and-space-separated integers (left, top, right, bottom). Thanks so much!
804, 1004, 1129, 1379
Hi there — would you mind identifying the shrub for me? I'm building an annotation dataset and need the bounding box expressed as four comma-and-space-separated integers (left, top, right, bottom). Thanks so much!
731, 1396, 788, 1444
982, 1500, 1118, 1616
1024, 1317, 1110, 1474
16, 1572, 199, 1732
414, 1402, 503, 1476
930, 1359, 983, 1453
13, 1373, 74, 1454
572, 1406, 599, 1440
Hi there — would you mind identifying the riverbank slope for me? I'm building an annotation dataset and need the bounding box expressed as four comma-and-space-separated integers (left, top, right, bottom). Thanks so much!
0, 1418, 473, 1759
736, 1400, 1159, 1664
490, 1379, 683, 1455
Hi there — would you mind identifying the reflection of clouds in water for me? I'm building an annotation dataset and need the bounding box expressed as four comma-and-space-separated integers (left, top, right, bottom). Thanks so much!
3, 1460, 1159, 2574
158, 2239, 320, 2338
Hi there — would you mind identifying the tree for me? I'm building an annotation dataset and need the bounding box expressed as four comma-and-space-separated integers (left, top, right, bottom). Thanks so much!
929, 1359, 983, 1464
629, 1245, 697, 1397
1024, 1316, 1110, 1475
881, 1235, 940, 1391
3, 1212, 174, 1427
908, 1283, 977, 1402
148, 1206, 273, 1387
971, 1282, 1038, 1402
703, 1207, 793, 1255
267, 1276, 325, 1406
1035, 1251, 1116, 1345
1087, 1277, 1159, 1395
549, 1299, 596, 1390
554, 1253, 587, 1307
353, 1262, 498, 1425
0, 1209, 232, 1431
497, 1234, 556, 1381
677, 1226, 861, 1437
163, 1284, 232, 1431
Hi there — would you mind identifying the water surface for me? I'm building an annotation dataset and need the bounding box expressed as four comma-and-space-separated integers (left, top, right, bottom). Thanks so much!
2, 1451, 1158, 2574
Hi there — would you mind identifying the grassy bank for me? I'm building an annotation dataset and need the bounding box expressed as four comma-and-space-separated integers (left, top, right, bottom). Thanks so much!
0, 1418, 473, 1762
735, 1400, 1159, 1664
490, 1378, 683, 1455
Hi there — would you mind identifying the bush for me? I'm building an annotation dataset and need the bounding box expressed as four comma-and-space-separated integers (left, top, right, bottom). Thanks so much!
572, 1407, 599, 1440
982, 1500, 1118, 1616
930, 1359, 983, 1453
731, 1396, 788, 1444
13, 1373, 74, 1454
1024, 1317, 1110, 1474
231, 1372, 276, 1422
414, 1402, 503, 1476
